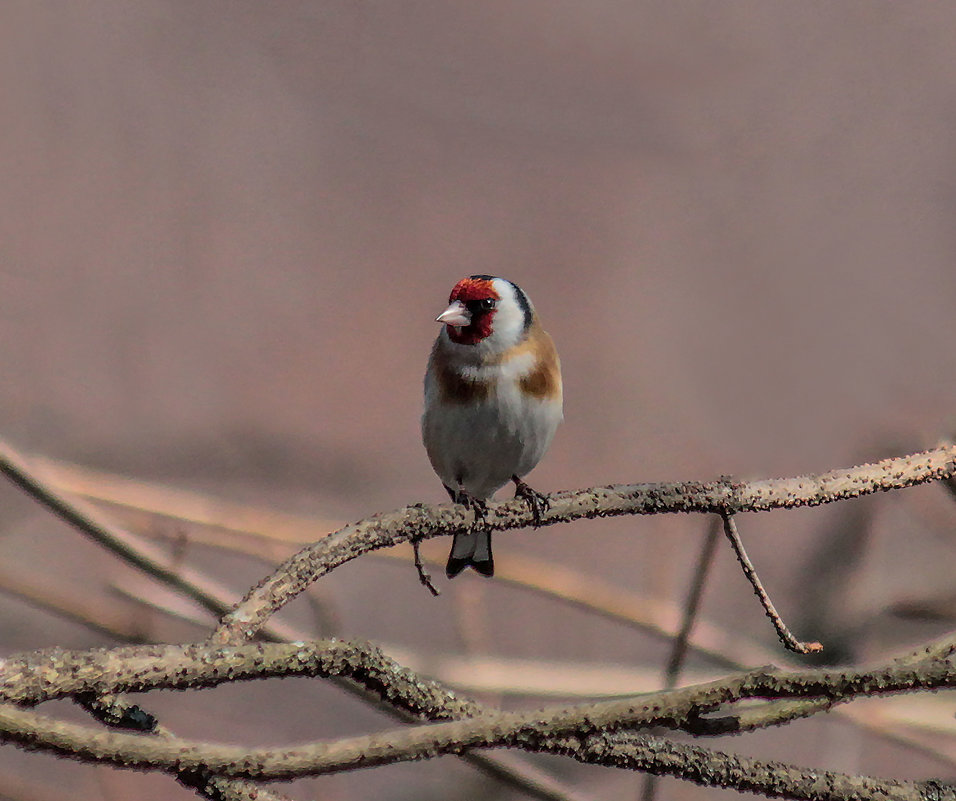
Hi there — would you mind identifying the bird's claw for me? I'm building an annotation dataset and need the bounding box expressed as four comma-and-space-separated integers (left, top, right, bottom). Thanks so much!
463, 495, 489, 530
447, 487, 489, 530
512, 476, 550, 527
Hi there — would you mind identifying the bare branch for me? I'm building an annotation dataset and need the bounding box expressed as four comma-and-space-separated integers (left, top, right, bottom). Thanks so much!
214, 444, 956, 643
1, 646, 955, 801
4, 440, 956, 798
0, 454, 586, 801
543, 732, 949, 801
1, 635, 954, 745
0, 439, 304, 801
0, 640, 477, 719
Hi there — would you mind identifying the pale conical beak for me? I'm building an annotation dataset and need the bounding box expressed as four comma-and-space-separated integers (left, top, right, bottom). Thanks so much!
436, 300, 471, 326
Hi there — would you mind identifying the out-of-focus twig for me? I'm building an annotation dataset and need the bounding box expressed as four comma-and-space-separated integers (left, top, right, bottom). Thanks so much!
0, 769, 69, 801
0, 441, 243, 621
643, 515, 722, 801
28, 456, 341, 542
664, 516, 723, 686
0, 564, 150, 643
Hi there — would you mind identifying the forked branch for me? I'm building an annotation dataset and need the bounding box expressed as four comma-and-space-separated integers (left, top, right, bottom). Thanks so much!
213, 444, 956, 643
1, 440, 955, 801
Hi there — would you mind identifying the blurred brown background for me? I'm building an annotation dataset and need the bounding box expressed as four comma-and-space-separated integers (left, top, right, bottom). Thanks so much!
1, 3, 956, 799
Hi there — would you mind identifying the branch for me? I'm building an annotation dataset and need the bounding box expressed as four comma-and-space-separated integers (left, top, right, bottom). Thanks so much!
543, 732, 951, 801
0, 626, 952, 798
4, 441, 956, 798
1, 636, 954, 756
34, 456, 777, 669
0, 440, 304, 801
214, 445, 956, 642
688, 628, 956, 735
0, 693, 952, 801
0, 640, 477, 719
0, 441, 595, 801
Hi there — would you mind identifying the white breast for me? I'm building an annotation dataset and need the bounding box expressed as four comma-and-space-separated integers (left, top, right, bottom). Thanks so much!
422, 357, 562, 499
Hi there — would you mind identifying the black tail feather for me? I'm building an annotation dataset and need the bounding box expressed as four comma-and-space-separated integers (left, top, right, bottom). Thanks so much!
445, 530, 494, 578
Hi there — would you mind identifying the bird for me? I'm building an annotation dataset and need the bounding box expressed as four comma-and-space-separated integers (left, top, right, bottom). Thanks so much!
422, 275, 563, 578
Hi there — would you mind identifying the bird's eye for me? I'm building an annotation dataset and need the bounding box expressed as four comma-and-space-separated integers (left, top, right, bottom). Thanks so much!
464, 297, 496, 314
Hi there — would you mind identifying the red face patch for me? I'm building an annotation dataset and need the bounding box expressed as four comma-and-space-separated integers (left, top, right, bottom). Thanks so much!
447, 277, 499, 345
449, 277, 499, 304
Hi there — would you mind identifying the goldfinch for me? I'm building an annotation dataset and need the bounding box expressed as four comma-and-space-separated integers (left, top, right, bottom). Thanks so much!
422, 275, 563, 578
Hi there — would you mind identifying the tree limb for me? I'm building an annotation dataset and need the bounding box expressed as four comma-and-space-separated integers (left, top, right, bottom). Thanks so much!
1, 636, 954, 775
0, 695, 953, 801
3, 440, 955, 799
214, 444, 956, 642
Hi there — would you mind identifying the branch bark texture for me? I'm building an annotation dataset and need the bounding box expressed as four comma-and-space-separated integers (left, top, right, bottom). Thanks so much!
0, 635, 953, 796
215, 445, 956, 642
1, 441, 955, 800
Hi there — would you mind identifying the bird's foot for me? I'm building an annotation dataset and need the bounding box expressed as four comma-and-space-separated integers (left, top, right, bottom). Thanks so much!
444, 485, 489, 529
462, 494, 489, 530
511, 475, 549, 527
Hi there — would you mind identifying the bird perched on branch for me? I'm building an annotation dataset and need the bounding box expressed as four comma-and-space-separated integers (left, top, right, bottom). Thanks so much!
422, 275, 563, 578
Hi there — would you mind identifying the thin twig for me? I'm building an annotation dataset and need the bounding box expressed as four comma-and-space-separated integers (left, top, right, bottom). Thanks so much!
720, 513, 823, 654
411, 537, 440, 596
